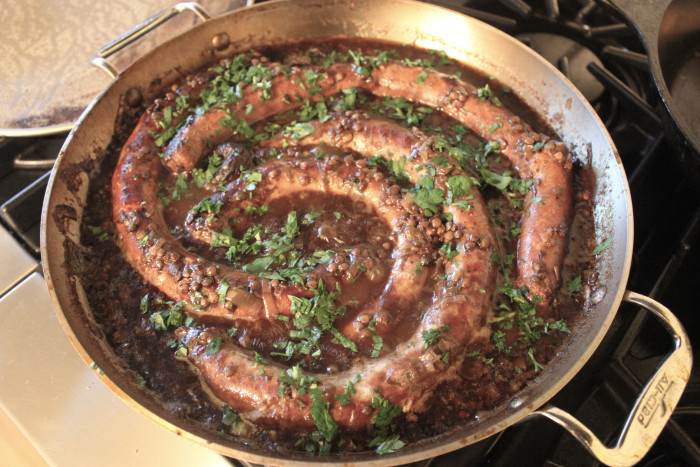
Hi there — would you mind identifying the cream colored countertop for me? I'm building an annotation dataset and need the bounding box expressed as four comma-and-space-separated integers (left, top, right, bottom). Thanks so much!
0, 273, 233, 467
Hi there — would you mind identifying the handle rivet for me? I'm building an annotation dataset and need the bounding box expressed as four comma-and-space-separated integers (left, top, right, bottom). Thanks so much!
212, 32, 230, 51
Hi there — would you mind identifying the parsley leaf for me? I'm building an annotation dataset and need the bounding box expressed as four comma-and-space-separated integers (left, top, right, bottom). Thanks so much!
477, 83, 503, 106
149, 301, 186, 330
191, 153, 223, 188
446, 175, 472, 199
371, 334, 383, 357
375, 435, 405, 455
310, 388, 338, 442
422, 324, 450, 347
139, 294, 150, 313
205, 336, 222, 355
367, 155, 409, 184
283, 122, 316, 140
241, 169, 262, 192
369, 393, 404, 455
528, 347, 545, 372
87, 225, 109, 241
567, 276, 582, 294
590, 238, 611, 255
222, 405, 239, 426
189, 196, 223, 215
334, 394, 352, 405
242, 256, 275, 273
412, 185, 445, 217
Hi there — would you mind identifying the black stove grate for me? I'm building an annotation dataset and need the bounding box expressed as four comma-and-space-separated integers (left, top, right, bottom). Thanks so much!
0, 135, 57, 257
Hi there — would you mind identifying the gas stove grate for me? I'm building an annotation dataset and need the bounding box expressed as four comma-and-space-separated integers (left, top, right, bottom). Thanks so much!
0, 135, 59, 258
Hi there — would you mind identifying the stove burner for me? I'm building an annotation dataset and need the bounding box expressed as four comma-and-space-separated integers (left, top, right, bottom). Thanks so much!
516, 32, 605, 102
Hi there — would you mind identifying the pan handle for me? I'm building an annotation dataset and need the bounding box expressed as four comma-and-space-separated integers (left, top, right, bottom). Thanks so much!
530, 291, 692, 467
90, 2, 211, 78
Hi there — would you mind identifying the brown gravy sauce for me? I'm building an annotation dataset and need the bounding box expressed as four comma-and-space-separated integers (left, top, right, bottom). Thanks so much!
74, 38, 598, 456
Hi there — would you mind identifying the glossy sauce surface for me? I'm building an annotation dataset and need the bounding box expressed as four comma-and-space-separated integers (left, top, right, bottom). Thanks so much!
73, 38, 598, 456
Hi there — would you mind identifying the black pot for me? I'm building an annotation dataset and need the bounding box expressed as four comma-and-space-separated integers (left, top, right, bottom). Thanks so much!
604, 0, 700, 179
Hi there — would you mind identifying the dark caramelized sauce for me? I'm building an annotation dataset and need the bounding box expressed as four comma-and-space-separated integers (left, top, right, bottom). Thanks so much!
73, 37, 598, 456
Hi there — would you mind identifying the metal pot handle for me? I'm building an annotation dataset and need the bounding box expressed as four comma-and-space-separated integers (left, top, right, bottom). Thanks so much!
90, 2, 211, 78
530, 291, 692, 466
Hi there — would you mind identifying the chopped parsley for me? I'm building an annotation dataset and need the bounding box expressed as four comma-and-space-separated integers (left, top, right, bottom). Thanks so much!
411, 177, 445, 217
488, 121, 503, 133
422, 324, 451, 348
241, 169, 262, 192
380, 96, 432, 127
414, 261, 422, 275
345, 377, 358, 395
303, 211, 324, 224
139, 294, 150, 313
591, 237, 611, 255
310, 388, 338, 443
244, 204, 270, 216
477, 83, 503, 106
366, 154, 409, 184
272, 281, 356, 360
567, 275, 582, 294
371, 334, 383, 357
278, 363, 319, 397
205, 336, 222, 355
149, 301, 186, 330
87, 225, 109, 241
368, 393, 405, 455
135, 373, 147, 386
191, 153, 223, 188
211, 211, 332, 282
490, 284, 570, 370
254, 351, 268, 366
446, 174, 473, 204
283, 121, 316, 140
222, 405, 240, 426
439, 242, 459, 262
189, 196, 223, 215
528, 348, 545, 372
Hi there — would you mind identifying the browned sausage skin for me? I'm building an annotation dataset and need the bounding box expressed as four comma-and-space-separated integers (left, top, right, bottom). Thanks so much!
114, 105, 497, 429
373, 64, 573, 316
166, 60, 573, 315
112, 47, 572, 436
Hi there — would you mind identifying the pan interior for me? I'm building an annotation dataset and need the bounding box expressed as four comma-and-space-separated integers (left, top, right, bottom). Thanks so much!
41, 0, 633, 464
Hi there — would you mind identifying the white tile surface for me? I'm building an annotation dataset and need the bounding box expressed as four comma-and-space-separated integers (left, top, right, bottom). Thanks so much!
0, 226, 38, 297
0, 272, 232, 467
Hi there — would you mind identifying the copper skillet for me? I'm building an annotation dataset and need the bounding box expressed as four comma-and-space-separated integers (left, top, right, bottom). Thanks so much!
40, 0, 692, 465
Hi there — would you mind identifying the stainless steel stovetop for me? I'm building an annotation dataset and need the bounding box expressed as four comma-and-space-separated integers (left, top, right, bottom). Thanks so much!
0, 230, 232, 465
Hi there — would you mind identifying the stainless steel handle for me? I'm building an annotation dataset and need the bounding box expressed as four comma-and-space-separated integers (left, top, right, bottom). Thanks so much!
531, 291, 692, 466
90, 2, 211, 78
